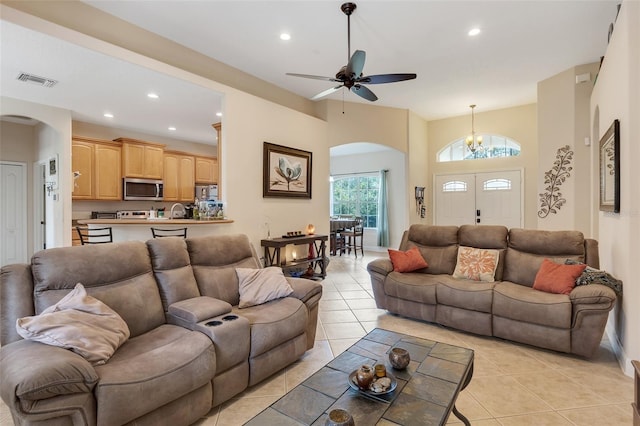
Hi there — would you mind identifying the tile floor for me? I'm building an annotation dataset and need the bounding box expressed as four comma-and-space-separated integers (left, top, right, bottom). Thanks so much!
0, 252, 633, 426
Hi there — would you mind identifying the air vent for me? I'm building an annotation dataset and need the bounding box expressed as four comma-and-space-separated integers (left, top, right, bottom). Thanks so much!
16, 72, 58, 88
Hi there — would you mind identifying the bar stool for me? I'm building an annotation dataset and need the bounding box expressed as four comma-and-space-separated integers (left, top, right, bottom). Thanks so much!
341, 216, 364, 258
150, 227, 188, 238
76, 226, 113, 245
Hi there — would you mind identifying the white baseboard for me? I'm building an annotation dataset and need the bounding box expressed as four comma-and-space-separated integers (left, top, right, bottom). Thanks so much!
605, 322, 634, 378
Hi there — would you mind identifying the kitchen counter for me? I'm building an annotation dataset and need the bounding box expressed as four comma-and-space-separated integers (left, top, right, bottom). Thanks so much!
77, 218, 233, 242
78, 219, 233, 225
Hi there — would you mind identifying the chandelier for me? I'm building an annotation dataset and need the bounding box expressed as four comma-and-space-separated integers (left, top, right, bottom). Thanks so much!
466, 104, 484, 154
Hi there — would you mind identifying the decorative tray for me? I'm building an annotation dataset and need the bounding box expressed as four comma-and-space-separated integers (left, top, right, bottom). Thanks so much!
348, 370, 397, 396
281, 234, 304, 238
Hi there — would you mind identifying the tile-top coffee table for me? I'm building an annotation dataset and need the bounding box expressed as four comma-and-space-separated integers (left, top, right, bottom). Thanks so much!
245, 328, 474, 426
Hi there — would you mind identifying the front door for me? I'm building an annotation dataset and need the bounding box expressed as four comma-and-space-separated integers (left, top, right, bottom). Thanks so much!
435, 170, 522, 228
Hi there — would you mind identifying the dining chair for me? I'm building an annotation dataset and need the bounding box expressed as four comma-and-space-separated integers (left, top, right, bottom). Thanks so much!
150, 227, 188, 238
341, 216, 364, 258
76, 226, 113, 245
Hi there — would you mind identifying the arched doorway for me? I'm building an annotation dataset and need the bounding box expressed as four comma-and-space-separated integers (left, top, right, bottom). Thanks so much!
329, 142, 406, 250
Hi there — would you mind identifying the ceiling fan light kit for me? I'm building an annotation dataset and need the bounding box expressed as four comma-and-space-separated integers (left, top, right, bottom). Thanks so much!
286, 2, 416, 102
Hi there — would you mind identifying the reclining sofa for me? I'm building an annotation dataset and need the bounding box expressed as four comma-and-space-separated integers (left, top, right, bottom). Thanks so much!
367, 225, 617, 357
0, 234, 322, 426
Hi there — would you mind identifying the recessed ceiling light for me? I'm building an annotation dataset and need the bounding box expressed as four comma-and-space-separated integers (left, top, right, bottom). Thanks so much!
103, 113, 114, 118
468, 28, 481, 36
280, 33, 291, 41
216, 112, 223, 117
168, 126, 176, 131
147, 93, 159, 99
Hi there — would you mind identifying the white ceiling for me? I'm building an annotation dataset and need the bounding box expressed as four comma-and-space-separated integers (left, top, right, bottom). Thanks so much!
1, 1, 620, 145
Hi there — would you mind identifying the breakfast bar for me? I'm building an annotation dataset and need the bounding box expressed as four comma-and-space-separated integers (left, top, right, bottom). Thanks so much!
77, 218, 233, 242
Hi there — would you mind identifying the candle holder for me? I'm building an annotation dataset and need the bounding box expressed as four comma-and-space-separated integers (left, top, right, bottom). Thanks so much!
325, 409, 354, 426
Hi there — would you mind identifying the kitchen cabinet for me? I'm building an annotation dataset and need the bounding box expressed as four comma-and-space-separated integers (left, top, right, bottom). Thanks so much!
72, 137, 121, 200
116, 138, 164, 179
195, 156, 218, 184
164, 151, 195, 202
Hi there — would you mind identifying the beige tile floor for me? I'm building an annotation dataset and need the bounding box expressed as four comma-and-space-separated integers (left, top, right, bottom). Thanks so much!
0, 252, 633, 426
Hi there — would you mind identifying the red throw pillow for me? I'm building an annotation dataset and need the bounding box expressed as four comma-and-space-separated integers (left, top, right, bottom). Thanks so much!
388, 247, 428, 272
533, 258, 586, 295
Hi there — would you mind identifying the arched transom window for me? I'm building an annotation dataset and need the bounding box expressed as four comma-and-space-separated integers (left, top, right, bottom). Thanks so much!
437, 134, 521, 162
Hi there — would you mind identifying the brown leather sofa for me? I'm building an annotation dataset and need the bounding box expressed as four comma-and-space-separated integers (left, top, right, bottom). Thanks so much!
367, 225, 616, 357
0, 234, 322, 426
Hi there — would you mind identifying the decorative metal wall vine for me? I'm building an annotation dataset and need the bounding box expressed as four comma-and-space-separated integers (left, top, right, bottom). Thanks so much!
538, 145, 574, 218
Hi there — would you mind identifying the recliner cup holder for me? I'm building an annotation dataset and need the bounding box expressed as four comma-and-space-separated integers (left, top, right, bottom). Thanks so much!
205, 320, 223, 327
222, 315, 238, 321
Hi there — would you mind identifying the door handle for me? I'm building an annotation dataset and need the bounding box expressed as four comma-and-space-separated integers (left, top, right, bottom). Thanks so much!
476, 209, 481, 216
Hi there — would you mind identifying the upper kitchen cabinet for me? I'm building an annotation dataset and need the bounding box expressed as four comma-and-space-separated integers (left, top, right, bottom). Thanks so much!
116, 138, 164, 179
195, 156, 218, 184
164, 151, 195, 202
72, 137, 121, 200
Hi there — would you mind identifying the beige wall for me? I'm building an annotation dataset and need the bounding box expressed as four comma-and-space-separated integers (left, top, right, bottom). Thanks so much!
320, 100, 409, 152
537, 62, 600, 235
427, 104, 538, 228
0, 97, 72, 249
408, 111, 429, 225
0, 120, 36, 256
590, 0, 640, 377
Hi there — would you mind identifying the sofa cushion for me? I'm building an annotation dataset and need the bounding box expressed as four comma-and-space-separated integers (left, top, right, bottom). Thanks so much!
403, 225, 459, 274
16, 283, 130, 365
458, 225, 508, 281
452, 246, 500, 282
503, 229, 586, 286
493, 281, 571, 328
94, 324, 215, 426
388, 247, 428, 272
237, 267, 293, 308
147, 238, 201, 310
383, 272, 439, 304
30, 241, 166, 338
188, 234, 262, 306
533, 259, 586, 295
232, 297, 307, 358
436, 276, 495, 313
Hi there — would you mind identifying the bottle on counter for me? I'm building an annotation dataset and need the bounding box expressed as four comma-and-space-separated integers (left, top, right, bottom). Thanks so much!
193, 198, 200, 220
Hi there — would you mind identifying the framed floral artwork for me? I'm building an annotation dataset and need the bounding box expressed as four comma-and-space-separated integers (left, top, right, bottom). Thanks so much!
599, 119, 620, 213
263, 142, 312, 198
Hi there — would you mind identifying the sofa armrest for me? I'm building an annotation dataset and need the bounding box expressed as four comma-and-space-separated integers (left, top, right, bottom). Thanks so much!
367, 258, 394, 276
0, 340, 98, 407
167, 296, 232, 330
286, 277, 322, 304
569, 284, 617, 306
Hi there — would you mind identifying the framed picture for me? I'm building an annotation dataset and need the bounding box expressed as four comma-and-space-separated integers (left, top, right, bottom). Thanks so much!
599, 119, 620, 213
263, 142, 312, 198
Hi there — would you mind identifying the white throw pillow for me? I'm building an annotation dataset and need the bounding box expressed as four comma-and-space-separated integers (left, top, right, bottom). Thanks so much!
236, 267, 294, 308
16, 283, 130, 365
452, 246, 500, 282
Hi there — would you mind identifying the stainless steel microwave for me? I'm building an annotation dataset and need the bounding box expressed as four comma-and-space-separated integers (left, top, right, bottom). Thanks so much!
123, 178, 163, 201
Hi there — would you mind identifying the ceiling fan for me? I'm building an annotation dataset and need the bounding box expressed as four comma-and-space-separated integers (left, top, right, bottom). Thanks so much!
286, 2, 417, 102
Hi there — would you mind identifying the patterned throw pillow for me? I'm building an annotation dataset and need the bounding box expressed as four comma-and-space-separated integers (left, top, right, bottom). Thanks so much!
388, 246, 429, 272
452, 246, 500, 282
564, 259, 623, 295
533, 258, 586, 295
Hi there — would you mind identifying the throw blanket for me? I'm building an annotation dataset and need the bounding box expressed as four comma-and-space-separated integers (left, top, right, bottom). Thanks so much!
565, 259, 623, 296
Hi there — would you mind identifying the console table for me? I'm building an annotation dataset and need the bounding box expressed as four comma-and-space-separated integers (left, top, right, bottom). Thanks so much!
261, 234, 328, 279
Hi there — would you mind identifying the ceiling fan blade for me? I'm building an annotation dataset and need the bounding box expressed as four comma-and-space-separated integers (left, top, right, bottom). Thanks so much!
358, 73, 417, 84
286, 73, 341, 82
351, 84, 378, 102
345, 50, 366, 78
311, 85, 344, 100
